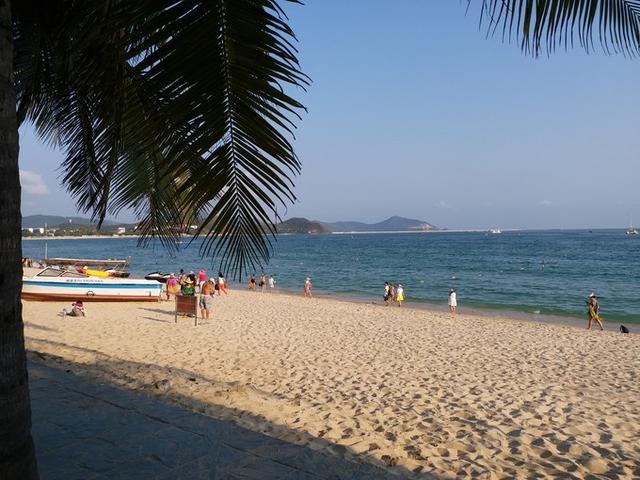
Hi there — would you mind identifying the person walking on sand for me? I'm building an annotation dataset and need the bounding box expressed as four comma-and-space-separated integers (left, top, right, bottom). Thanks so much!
259, 272, 267, 292
388, 283, 395, 305
268, 274, 275, 291
304, 277, 312, 297
448, 288, 457, 314
396, 284, 405, 307
217, 272, 227, 295
586, 293, 604, 330
384, 282, 391, 306
199, 278, 215, 320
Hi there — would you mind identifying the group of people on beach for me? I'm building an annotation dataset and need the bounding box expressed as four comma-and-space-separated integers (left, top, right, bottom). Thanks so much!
383, 282, 405, 306
164, 269, 228, 320
21, 257, 35, 268
247, 273, 276, 291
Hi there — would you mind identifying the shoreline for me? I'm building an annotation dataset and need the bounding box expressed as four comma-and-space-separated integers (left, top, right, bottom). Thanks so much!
22, 235, 139, 241
234, 286, 633, 333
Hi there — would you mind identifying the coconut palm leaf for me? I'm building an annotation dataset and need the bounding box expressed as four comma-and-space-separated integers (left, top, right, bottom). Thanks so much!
14, 0, 308, 276
479, 0, 640, 56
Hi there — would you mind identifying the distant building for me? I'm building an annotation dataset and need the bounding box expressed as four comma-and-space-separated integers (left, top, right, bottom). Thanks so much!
117, 227, 126, 234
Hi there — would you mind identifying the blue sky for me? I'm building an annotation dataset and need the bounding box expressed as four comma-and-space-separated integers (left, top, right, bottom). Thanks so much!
19, 1, 640, 229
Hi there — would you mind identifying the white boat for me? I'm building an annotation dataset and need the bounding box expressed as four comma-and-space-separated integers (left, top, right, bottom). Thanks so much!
488, 228, 502, 234
22, 267, 162, 302
627, 216, 637, 235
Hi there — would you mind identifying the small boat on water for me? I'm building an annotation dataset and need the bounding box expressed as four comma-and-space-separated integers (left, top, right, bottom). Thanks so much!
488, 229, 502, 235
145, 272, 172, 283
22, 267, 162, 302
627, 227, 638, 235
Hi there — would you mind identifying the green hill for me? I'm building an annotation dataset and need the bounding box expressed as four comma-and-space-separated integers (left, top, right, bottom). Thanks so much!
276, 217, 329, 234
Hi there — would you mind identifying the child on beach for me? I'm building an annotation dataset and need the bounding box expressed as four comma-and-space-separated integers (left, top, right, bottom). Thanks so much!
259, 273, 267, 292
248, 274, 257, 290
396, 284, 404, 307
268, 275, 275, 290
64, 301, 86, 317
304, 277, 312, 297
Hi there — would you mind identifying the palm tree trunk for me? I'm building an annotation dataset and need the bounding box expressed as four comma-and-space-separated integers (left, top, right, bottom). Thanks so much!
0, 0, 39, 478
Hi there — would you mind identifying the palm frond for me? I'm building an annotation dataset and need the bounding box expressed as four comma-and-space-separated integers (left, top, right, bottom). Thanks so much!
478, 0, 640, 56
14, 0, 308, 277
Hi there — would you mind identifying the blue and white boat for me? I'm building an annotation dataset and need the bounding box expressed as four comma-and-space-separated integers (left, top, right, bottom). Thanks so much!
22, 267, 162, 302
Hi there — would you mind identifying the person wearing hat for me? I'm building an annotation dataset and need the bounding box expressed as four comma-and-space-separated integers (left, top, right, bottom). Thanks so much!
448, 288, 457, 314
396, 284, 405, 307
304, 277, 312, 297
586, 293, 604, 331
181, 277, 195, 296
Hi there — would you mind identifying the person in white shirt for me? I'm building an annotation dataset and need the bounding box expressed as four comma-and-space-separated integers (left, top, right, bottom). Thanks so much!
448, 288, 457, 313
268, 275, 275, 290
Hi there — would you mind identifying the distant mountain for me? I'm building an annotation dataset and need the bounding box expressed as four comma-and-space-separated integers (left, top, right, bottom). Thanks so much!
23, 215, 98, 228
22, 214, 124, 229
322, 216, 436, 233
276, 217, 330, 234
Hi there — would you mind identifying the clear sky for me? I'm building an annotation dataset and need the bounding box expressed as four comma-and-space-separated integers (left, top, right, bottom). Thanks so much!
19, 1, 640, 230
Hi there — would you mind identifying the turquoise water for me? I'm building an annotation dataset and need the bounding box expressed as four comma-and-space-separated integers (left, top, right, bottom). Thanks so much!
22, 230, 640, 323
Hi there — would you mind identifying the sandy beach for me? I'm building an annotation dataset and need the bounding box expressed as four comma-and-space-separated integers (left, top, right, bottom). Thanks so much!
23, 289, 640, 479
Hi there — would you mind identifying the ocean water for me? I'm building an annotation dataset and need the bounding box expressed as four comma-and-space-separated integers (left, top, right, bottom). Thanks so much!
22, 230, 640, 323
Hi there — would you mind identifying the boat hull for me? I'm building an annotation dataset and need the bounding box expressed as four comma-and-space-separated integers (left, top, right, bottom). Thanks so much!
22, 278, 162, 302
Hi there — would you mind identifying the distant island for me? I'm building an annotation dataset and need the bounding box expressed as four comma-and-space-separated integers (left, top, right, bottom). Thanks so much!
276, 215, 437, 234
275, 218, 330, 234
22, 214, 438, 238
21, 214, 137, 238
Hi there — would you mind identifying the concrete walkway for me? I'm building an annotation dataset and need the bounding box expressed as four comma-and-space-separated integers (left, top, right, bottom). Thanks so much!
29, 361, 398, 480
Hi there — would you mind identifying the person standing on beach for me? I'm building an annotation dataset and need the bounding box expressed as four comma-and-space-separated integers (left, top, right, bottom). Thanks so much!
248, 274, 257, 290
587, 293, 604, 330
384, 282, 391, 306
259, 273, 267, 292
396, 284, 405, 307
197, 268, 207, 291
181, 277, 195, 296
448, 288, 457, 314
268, 275, 275, 291
166, 273, 179, 300
388, 283, 395, 305
217, 272, 227, 295
199, 278, 215, 320
304, 277, 312, 297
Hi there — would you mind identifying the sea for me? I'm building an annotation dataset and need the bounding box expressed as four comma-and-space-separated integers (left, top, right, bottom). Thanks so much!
22, 229, 640, 324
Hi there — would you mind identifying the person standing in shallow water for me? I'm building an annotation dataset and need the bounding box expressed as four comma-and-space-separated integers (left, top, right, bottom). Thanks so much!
586, 293, 604, 330
396, 284, 404, 307
448, 288, 457, 314
304, 277, 312, 297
